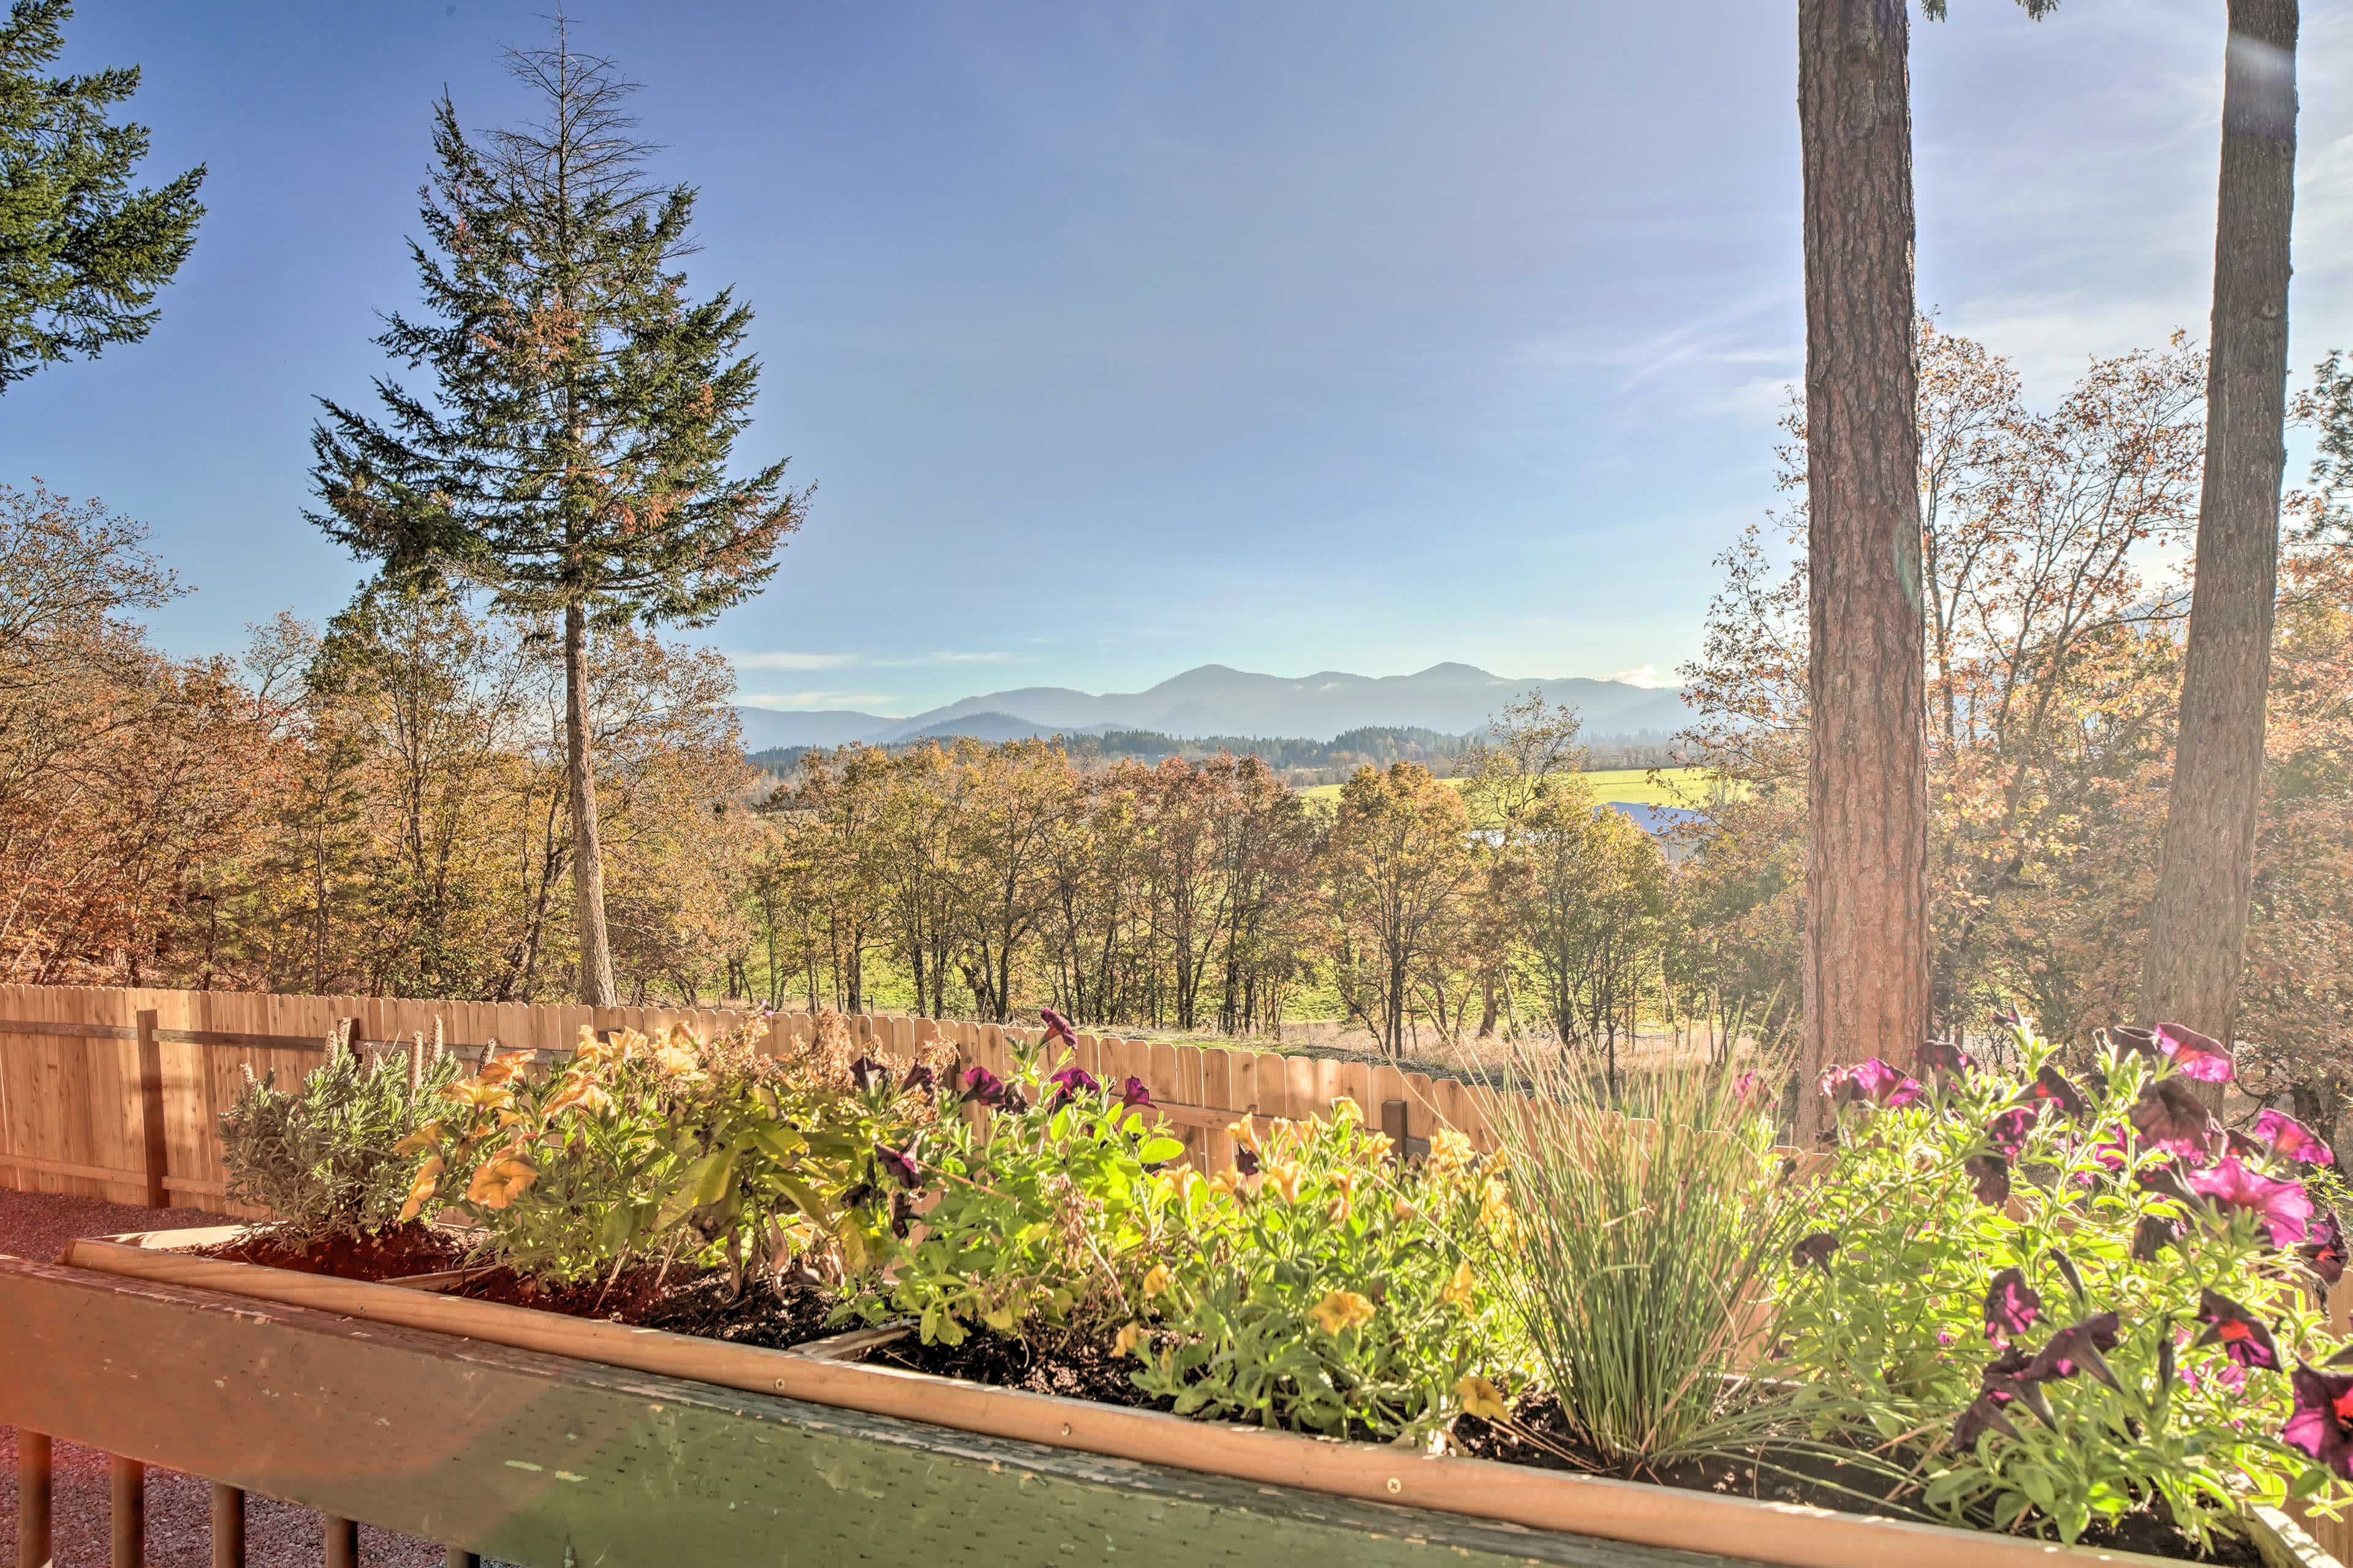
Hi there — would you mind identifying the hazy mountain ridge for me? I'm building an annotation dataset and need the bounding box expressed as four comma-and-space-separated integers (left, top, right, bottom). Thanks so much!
733, 662, 1690, 754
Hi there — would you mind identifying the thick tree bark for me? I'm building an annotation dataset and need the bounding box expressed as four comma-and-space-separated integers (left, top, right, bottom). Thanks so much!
1797, 0, 1929, 1137
564, 602, 619, 1005
2141, 0, 2298, 1059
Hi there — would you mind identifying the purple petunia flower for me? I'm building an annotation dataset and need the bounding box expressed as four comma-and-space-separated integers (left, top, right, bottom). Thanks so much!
2303, 1210, 2347, 1287
1985, 1105, 2039, 1158
876, 1143, 922, 1189
1917, 1040, 1974, 1081
2188, 1156, 2313, 1248
1790, 1231, 1840, 1271
1984, 1268, 2042, 1341
1234, 1142, 1261, 1176
2129, 1078, 2222, 1161
1966, 1154, 2010, 1208
2249, 1108, 2335, 1167
2153, 1022, 2235, 1084
2017, 1064, 2090, 1121
1954, 1394, 2022, 1449
1732, 1070, 1767, 1108
1821, 1058, 1924, 1110
1046, 1063, 1099, 1111
890, 1188, 915, 1239
1117, 1075, 1153, 1110
2132, 1213, 2184, 1263
849, 1056, 890, 1094
2193, 1289, 2281, 1371
2025, 1312, 2123, 1391
958, 1064, 1008, 1108
2109, 1024, 2160, 1061
901, 1061, 938, 1096
2284, 1362, 2353, 1481
1040, 1006, 1078, 1048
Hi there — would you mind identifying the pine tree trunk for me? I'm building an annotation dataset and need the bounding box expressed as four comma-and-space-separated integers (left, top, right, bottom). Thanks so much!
564, 602, 619, 1005
1797, 0, 1929, 1137
2140, 0, 2297, 1064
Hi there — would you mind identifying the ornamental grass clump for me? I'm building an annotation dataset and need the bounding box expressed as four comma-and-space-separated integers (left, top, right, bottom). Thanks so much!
219, 1030, 463, 1243
1776, 1018, 2352, 1552
1476, 1049, 1814, 1475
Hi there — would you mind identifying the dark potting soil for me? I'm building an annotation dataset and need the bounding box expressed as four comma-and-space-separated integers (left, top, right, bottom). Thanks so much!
862, 1324, 1173, 1411
1455, 1393, 2264, 1568
200, 1222, 472, 1281
450, 1263, 843, 1349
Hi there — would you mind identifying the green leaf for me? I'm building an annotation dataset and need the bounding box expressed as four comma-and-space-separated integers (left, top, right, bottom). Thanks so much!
1139, 1135, 1185, 1164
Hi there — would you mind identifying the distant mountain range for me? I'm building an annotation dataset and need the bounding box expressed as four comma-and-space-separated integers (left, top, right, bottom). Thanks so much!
734, 662, 1691, 754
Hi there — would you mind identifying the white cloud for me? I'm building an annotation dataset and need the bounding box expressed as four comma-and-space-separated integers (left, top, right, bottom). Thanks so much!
1605, 665, 1670, 689
729, 651, 858, 671
737, 690, 903, 712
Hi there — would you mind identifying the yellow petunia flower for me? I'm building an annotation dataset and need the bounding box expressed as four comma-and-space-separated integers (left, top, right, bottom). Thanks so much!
1440, 1260, 1476, 1309
1391, 1195, 1418, 1222
1140, 1263, 1173, 1300
393, 1121, 442, 1156
1308, 1289, 1374, 1335
1266, 1162, 1303, 1205
1113, 1322, 1147, 1357
1328, 1096, 1360, 1126
464, 1154, 537, 1210
1429, 1127, 1474, 1173
1454, 1374, 1509, 1422
395, 1154, 445, 1225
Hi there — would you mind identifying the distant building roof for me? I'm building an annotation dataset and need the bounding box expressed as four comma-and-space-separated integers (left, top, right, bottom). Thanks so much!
1607, 801, 1705, 838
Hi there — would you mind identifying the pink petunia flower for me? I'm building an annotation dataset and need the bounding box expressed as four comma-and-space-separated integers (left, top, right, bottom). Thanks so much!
2188, 1156, 2313, 1248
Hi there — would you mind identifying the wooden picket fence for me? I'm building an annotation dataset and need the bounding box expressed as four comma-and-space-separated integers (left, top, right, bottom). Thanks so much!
0, 985, 1508, 1215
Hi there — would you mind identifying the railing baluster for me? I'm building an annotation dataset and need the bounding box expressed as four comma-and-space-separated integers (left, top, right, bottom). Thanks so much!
211, 1481, 245, 1568
16, 1431, 51, 1568
108, 1455, 143, 1568
444, 1551, 480, 1568
324, 1513, 358, 1568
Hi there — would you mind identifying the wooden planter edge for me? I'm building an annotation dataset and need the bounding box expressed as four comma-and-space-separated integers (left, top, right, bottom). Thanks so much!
48, 1231, 2335, 1568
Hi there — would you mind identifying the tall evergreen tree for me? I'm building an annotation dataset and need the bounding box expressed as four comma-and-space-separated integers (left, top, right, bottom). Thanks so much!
2142, 0, 2298, 1066
0, 0, 205, 390
309, 24, 806, 1004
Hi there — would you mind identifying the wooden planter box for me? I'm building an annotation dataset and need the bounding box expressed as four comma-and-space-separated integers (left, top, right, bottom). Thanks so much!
7, 1229, 2341, 1568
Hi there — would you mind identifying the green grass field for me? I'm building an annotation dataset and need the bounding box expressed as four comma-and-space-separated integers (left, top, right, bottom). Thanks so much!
1298, 764, 1727, 809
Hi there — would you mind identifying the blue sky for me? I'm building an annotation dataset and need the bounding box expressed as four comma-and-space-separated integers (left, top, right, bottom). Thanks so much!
10, 2, 2353, 717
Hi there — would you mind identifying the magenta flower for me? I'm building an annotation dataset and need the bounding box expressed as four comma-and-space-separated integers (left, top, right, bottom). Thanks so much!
901, 1061, 938, 1096
2024, 1312, 2122, 1392
1985, 1105, 2039, 1158
2129, 1078, 2221, 1161
2303, 1210, 2347, 1287
1039, 1006, 1078, 1048
1984, 1268, 2042, 1340
1117, 1075, 1153, 1110
1821, 1058, 1923, 1110
2285, 1363, 2353, 1480
2188, 1156, 2313, 1247
2153, 1022, 2234, 1084
958, 1064, 1008, 1108
1731, 1070, 1768, 1108
1046, 1063, 1099, 1111
2175, 1327, 2248, 1396
2017, 1064, 2090, 1121
1917, 1039, 1974, 1081
2248, 1108, 2335, 1167
1953, 1393, 2023, 1449
2193, 1289, 2281, 1372
1790, 1231, 1840, 1271
1234, 1142, 1261, 1176
1966, 1153, 2010, 1208
876, 1142, 922, 1189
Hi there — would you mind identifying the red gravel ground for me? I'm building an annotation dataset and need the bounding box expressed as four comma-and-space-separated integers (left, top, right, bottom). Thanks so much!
1, 1189, 447, 1567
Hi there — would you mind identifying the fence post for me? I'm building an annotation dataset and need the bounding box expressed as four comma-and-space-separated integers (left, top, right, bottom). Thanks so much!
17, 1430, 50, 1568
109, 1455, 143, 1568
136, 1009, 168, 1209
211, 1481, 245, 1568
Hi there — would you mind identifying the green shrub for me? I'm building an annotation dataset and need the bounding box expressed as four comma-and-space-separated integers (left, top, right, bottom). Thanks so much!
1775, 1021, 2352, 1551
219, 1039, 461, 1242
399, 1023, 908, 1287
860, 1038, 1520, 1442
